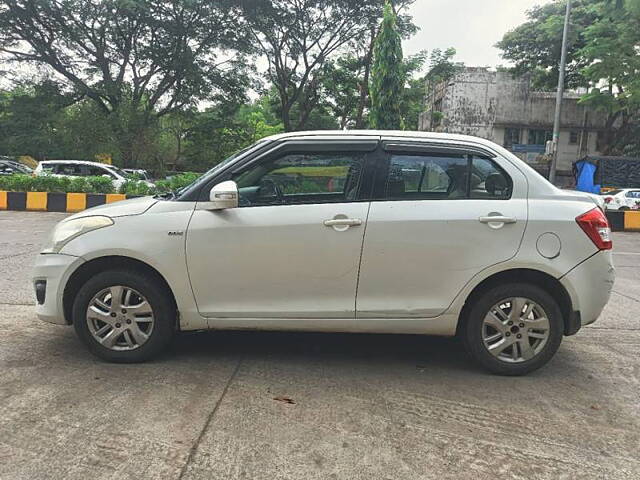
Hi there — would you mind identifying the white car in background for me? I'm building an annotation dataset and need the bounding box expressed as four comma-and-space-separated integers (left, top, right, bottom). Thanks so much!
601, 188, 640, 210
32, 131, 615, 375
122, 168, 151, 181
34, 160, 153, 190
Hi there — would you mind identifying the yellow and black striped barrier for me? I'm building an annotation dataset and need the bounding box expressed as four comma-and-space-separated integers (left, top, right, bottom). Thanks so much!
0, 191, 136, 212
606, 210, 640, 232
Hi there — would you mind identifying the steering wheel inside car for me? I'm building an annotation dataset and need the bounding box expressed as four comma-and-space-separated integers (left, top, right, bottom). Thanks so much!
257, 178, 284, 204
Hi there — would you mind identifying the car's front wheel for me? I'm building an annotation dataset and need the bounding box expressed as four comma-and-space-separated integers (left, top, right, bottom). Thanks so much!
72, 269, 175, 363
462, 283, 564, 375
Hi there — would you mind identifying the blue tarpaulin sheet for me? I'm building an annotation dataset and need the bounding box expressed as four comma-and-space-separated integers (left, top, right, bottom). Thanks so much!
575, 160, 601, 194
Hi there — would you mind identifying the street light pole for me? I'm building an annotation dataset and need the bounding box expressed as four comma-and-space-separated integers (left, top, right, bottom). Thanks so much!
549, 0, 572, 185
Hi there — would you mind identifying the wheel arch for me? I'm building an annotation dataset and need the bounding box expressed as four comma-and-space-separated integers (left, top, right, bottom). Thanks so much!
63, 255, 178, 326
456, 268, 574, 337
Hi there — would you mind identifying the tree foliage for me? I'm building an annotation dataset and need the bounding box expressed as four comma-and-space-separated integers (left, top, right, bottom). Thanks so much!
0, 0, 433, 173
244, 0, 379, 132
369, 2, 404, 129
0, 0, 254, 165
496, 0, 598, 90
497, 0, 640, 154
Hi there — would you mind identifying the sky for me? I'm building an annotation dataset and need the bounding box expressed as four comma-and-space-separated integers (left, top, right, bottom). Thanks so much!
404, 0, 551, 68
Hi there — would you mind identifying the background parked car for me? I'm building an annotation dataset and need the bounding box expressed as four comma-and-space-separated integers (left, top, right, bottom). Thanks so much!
0, 158, 33, 175
122, 168, 151, 181
601, 188, 640, 210
34, 160, 153, 190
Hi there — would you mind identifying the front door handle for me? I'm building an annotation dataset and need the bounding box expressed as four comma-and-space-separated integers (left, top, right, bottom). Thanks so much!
323, 218, 362, 227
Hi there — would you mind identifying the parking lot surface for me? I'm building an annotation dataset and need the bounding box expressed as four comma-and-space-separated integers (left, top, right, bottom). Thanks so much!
1, 211, 639, 479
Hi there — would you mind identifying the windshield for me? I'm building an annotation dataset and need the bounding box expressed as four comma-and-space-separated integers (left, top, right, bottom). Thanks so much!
105, 165, 127, 177
174, 139, 272, 200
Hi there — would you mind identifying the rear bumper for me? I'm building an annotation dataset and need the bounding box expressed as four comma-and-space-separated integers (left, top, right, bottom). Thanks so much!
560, 251, 615, 330
32, 253, 84, 325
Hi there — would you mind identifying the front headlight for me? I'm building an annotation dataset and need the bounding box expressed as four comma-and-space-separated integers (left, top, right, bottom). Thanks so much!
42, 216, 114, 253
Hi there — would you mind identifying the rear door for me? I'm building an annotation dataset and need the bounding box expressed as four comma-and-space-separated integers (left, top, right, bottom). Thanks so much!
356, 140, 528, 318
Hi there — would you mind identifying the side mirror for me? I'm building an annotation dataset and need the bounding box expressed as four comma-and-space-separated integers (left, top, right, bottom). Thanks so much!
208, 180, 239, 210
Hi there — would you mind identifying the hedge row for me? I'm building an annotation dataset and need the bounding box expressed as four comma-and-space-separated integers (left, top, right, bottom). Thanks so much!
0, 172, 200, 196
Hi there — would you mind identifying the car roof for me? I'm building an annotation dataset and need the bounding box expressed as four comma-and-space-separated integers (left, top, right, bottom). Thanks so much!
40, 160, 114, 167
265, 129, 500, 145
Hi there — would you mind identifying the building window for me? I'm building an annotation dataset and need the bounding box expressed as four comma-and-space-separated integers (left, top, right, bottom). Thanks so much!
504, 128, 521, 149
527, 129, 553, 145
569, 131, 579, 145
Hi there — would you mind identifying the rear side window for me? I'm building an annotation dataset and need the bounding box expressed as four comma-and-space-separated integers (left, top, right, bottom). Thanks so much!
470, 157, 512, 199
383, 153, 512, 200
386, 154, 468, 200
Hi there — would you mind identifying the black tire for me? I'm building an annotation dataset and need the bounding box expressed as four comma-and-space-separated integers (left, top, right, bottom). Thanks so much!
462, 283, 563, 376
72, 269, 176, 363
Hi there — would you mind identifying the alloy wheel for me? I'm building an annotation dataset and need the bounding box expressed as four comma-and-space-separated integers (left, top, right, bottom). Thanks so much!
482, 297, 550, 363
86, 285, 154, 351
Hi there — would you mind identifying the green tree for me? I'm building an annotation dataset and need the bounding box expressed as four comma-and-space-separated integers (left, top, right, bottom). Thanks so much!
369, 2, 404, 129
351, 0, 417, 128
578, 0, 640, 152
0, 80, 75, 159
497, 0, 640, 154
496, 0, 598, 90
423, 48, 464, 128
244, 0, 379, 131
0, 0, 253, 166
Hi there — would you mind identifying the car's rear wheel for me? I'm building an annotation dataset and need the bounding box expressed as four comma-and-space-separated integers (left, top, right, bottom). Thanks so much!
463, 283, 563, 375
72, 269, 175, 363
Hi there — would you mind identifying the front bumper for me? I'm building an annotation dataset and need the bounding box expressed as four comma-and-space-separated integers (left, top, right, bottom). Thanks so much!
32, 253, 84, 325
560, 250, 615, 328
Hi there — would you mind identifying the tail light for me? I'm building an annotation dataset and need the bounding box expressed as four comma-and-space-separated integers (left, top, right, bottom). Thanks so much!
576, 208, 612, 250
604, 197, 612, 204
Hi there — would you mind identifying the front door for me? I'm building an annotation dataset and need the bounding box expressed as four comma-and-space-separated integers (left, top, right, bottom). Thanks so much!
357, 143, 528, 318
186, 141, 375, 319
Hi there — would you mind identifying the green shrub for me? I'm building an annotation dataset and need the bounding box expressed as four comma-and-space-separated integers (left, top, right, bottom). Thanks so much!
154, 172, 201, 194
87, 176, 115, 194
0, 174, 32, 192
118, 180, 155, 196
0, 174, 117, 194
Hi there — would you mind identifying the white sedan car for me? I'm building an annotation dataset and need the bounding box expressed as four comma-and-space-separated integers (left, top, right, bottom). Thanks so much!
33, 131, 615, 375
34, 160, 153, 190
601, 188, 640, 210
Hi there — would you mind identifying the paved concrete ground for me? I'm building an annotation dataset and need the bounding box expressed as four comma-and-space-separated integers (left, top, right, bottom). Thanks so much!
0, 211, 639, 479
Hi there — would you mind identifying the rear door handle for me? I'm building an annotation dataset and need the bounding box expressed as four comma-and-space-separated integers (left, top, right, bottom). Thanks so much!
479, 215, 517, 224
323, 218, 362, 227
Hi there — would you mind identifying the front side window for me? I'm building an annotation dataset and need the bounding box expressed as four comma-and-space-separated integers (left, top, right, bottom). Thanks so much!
232, 152, 365, 206
383, 153, 511, 201
55, 164, 82, 176
87, 166, 116, 178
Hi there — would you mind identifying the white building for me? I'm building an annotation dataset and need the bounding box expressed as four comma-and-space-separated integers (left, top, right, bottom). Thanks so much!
419, 68, 614, 176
